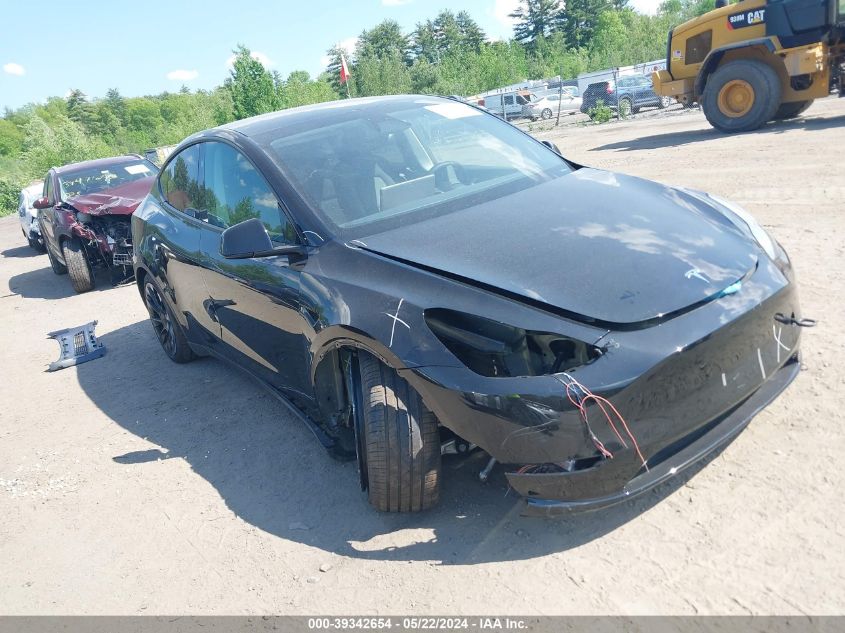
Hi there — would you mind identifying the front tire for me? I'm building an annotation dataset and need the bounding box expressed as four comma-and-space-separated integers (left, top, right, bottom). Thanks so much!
143, 278, 194, 363
773, 99, 814, 120
357, 353, 441, 512
62, 238, 95, 293
702, 60, 781, 133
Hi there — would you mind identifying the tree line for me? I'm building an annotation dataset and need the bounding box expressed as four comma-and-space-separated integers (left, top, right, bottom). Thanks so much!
0, 0, 714, 215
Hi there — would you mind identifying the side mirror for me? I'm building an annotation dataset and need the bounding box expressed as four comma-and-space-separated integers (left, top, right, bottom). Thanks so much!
221, 218, 306, 260
541, 140, 562, 155
33, 197, 50, 210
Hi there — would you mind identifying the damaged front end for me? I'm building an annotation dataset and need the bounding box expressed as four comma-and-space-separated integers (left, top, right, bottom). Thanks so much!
400, 260, 806, 516
62, 195, 140, 284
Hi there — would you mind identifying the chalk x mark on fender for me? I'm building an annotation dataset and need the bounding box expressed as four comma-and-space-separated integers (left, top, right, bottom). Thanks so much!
384, 298, 410, 348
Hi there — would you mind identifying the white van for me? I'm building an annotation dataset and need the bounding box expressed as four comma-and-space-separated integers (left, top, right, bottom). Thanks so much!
482, 92, 533, 119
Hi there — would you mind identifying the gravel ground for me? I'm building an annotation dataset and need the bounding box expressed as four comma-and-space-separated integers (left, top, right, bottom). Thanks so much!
1, 97, 843, 616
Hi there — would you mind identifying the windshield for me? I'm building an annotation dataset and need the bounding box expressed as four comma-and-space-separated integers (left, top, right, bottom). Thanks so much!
59, 160, 156, 200
260, 99, 570, 239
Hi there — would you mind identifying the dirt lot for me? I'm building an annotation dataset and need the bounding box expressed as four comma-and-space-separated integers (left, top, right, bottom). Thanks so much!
1, 98, 844, 616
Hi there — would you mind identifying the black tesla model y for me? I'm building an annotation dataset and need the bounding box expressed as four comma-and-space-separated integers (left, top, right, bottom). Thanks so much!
132, 95, 805, 515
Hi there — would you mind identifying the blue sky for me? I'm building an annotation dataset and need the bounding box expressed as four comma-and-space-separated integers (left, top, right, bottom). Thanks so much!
0, 0, 661, 111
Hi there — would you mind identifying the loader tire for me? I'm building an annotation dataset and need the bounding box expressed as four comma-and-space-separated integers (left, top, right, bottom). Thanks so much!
773, 99, 814, 120
62, 238, 95, 293
356, 352, 441, 512
702, 60, 781, 133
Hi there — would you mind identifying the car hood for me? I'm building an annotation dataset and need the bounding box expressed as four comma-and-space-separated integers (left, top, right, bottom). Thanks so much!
357, 169, 760, 328
66, 176, 155, 216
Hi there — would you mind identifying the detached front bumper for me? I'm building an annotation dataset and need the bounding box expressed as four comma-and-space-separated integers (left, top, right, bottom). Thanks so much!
511, 354, 799, 516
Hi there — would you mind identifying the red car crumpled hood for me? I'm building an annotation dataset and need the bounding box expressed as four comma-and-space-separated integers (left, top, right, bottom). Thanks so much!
66, 176, 155, 216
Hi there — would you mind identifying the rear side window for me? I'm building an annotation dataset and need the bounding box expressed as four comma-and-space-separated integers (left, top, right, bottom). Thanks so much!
160, 145, 201, 213
202, 141, 296, 243
686, 30, 712, 65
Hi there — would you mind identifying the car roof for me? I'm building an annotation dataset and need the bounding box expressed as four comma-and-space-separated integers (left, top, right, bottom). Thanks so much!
54, 154, 144, 175
217, 95, 447, 138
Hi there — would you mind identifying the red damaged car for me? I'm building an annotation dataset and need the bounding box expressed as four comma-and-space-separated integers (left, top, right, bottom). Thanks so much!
34, 155, 158, 293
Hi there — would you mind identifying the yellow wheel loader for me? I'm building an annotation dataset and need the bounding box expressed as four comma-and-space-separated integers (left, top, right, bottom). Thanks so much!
653, 0, 845, 132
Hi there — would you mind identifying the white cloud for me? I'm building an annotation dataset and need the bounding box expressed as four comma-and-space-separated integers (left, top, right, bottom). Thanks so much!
382, 0, 411, 5
166, 69, 199, 81
3, 62, 25, 76
492, 0, 519, 27
225, 50, 272, 69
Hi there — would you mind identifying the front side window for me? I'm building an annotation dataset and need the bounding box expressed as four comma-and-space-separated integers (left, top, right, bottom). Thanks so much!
202, 141, 295, 243
262, 99, 570, 239
160, 145, 201, 213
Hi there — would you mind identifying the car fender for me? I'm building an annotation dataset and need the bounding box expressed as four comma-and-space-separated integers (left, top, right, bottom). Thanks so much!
308, 325, 414, 385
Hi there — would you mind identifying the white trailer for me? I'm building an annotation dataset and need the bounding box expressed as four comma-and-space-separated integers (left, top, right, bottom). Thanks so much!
577, 59, 667, 94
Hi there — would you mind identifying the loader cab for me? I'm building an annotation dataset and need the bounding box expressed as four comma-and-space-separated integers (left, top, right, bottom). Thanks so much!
763, 0, 833, 47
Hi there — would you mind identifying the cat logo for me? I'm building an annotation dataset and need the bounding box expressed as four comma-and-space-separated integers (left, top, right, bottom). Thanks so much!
727, 9, 766, 30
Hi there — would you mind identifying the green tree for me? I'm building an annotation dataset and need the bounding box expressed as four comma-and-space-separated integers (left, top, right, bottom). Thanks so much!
0, 119, 24, 156
510, 0, 562, 45
224, 44, 281, 119
354, 53, 412, 96
589, 11, 629, 68
279, 71, 337, 108
558, 0, 613, 48
411, 20, 441, 63
66, 89, 96, 131
22, 114, 107, 177
324, 44, 355, 96
357, 20, 411, 64
104, 88, 127, 126
456, 11, 486, 51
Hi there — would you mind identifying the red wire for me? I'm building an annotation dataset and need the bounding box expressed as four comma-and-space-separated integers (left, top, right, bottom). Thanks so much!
561, 375, 648, 471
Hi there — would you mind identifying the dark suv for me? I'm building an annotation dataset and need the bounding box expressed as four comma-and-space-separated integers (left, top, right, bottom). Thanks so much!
581, 75, 671, 117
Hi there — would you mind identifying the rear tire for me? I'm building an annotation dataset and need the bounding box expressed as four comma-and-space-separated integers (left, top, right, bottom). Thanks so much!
541, 108, 552, 120
702, 60, 781, 133
62, 238, 95, 293
45, 242, 67, 275
357, 353, 441, 512
27, 234, 45, 252
773, 99, 814, 120
619, 97, 633, 118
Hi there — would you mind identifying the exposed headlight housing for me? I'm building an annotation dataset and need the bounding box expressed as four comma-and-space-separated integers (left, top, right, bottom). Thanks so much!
425, 308, 601, 378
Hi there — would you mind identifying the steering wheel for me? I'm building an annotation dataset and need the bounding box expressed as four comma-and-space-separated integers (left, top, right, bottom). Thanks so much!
430, 161, 469, 192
